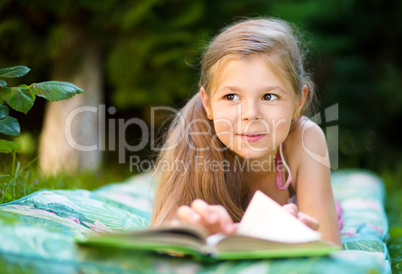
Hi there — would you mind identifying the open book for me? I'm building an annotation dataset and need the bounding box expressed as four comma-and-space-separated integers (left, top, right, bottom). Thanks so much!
77, 191, 340, 261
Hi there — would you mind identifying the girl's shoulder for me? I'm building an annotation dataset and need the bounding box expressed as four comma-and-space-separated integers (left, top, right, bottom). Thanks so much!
288, 116, 324, 140
285, 116, 328, 170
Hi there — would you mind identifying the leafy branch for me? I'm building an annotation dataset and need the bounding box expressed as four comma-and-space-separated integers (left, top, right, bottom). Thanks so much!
0, 65, 84, 154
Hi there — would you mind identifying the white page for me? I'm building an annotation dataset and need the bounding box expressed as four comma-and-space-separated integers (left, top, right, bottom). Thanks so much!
237, 191, 320, 243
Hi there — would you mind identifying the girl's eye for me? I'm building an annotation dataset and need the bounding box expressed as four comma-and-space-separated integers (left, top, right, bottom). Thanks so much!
225, 94, 239, 101
263, 94, 278, 101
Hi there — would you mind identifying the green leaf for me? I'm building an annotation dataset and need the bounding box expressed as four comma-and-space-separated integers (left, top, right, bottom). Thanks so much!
0, 79, 7, 105
0, 139, 19, 153
3, 86, 35, 114
0, 104, 9, 119
0, 66, 30, 78
30, 81, 84, 101
0, 79, 7, 88
3, 192, 13, 202
0, 116, 20, 136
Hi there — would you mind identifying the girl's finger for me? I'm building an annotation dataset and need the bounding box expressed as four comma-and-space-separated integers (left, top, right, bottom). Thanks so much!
192, 200, 231, 235
191, 199, 218, 224
168, 219, 182, 228
192, 200, 234, 234
297, 212, 320, 231
282, 203, 298, 217
211, 205, 235, 234
232, 222, 240, 232
225, 222, 240, 235
177, 205, 202, 224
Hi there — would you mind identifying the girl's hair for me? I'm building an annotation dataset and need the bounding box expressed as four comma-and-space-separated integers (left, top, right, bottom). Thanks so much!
150, 18, 317, 226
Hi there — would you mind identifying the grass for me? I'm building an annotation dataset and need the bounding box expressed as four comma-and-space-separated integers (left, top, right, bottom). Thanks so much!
1, 156, 401, 272
0, 156, 134, 204
381, 168, 402, 273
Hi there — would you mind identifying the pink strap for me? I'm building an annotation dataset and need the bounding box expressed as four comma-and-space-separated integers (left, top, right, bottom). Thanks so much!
276, 143, 292, 191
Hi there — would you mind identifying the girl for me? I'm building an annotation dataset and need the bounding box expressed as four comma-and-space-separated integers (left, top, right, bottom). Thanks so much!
150, 18, 342, 247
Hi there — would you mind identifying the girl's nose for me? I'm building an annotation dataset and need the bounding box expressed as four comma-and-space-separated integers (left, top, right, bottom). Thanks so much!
241, 101, 262, 121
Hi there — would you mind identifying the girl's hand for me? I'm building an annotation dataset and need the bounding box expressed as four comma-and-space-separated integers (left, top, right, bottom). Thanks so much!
282, 203, 319, 230
175, 199, 238, 235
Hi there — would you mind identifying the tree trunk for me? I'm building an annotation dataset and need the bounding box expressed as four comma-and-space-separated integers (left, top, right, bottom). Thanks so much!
39, 27, 103, 175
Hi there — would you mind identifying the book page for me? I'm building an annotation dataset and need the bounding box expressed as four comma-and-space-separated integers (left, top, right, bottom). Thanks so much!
237, 191, 320, 243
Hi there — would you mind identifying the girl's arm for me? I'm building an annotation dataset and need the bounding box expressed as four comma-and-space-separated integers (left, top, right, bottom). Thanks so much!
290, 120, 342, 247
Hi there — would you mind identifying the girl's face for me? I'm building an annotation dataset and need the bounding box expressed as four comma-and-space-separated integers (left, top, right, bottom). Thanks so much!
201, 56, 303, 162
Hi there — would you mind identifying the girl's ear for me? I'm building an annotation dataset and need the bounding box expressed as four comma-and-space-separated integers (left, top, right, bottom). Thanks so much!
295, 85, 308, 118
200, 87, 213, 120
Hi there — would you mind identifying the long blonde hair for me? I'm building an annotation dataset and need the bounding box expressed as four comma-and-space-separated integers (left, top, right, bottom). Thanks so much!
150, 18, 317, 226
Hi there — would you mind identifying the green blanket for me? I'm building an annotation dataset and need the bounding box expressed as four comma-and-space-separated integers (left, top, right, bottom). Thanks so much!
0, 170, 391, 273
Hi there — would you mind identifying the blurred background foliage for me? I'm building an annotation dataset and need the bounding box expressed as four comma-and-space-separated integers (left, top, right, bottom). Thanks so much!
0, 0, 401, 270
0, 0, 400, 185
0, 0, 400, 174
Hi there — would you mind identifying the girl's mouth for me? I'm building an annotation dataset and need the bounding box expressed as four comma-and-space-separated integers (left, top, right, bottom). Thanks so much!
238, 133, 267, 142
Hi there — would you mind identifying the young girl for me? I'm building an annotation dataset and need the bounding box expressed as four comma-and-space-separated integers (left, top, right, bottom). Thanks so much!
150, 18, 342, 247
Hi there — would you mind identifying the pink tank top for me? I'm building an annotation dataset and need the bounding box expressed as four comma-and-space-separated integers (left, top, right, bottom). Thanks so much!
276, 142, 292, 191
